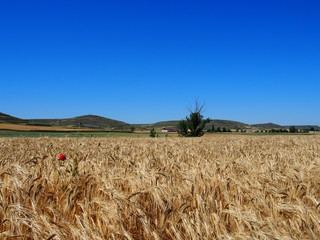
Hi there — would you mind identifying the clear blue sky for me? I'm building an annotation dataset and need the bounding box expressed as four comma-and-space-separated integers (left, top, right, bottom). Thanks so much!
1, 0, 319, 125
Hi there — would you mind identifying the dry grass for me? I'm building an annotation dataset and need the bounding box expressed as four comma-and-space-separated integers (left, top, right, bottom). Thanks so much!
1, 136, 320, 239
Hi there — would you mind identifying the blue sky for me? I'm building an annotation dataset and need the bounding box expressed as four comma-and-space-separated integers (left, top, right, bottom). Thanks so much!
1, 0, 319, 125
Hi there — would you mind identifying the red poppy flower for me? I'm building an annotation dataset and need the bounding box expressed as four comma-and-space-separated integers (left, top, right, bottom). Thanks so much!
58, 153, 66, 160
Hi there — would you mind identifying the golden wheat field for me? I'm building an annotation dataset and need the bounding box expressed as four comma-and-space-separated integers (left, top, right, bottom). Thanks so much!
1, 136, 320, 240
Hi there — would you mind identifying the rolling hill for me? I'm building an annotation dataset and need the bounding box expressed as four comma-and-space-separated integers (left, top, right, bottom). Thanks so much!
0, 112, 29, 124
206, 119, 248, 130
133, 121, 180, 130
134, 119, 249, 130
30, 115, 131, 129
251, 123, 283, 129
283, 125, 320, 131
0, 112, 319, 131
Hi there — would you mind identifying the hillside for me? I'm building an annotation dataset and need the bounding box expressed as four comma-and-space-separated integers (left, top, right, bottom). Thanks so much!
251, 123, 283, 129
206, 119, 248, 130
1, 112, 319, 131
0, 112, 29, 124
30, 115, 130, 129
283, 125, 320, 131
134, 119, 249, 130
251, 123, 320, 131
133, 121, 180, 130
135, 119, 320, 131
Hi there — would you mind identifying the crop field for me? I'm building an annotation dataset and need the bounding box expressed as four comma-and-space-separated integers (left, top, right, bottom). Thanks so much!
0, 131, 152, 138
1, 136, 320, 239
0, 123, 86, 132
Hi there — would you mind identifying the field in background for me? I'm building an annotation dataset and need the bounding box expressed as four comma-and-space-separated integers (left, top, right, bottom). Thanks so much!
0, 130, 152, 138
1, 123, 318, 138
0, 123, 177, 138
0, 123, 94, 131
1, 136, 320, 239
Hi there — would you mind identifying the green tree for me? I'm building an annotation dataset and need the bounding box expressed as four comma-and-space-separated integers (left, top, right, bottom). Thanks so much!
289, 126, 296, 133
177, 101, 210, 137
177, 120, 188, 136
149, 128, 156, 137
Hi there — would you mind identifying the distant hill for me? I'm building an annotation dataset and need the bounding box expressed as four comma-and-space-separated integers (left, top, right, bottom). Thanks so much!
134, 119, 249, 130
0, 112, 29, 124
251, 123, 283, 129
283, 125, 320, 131
1, 113, 131, 130
206, 119, 248, 130
133, 120, 180, 130
251, 123, 320, 131
135, 119, 320, 131
1, 112, 319, 131
30, 115, 130, 129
